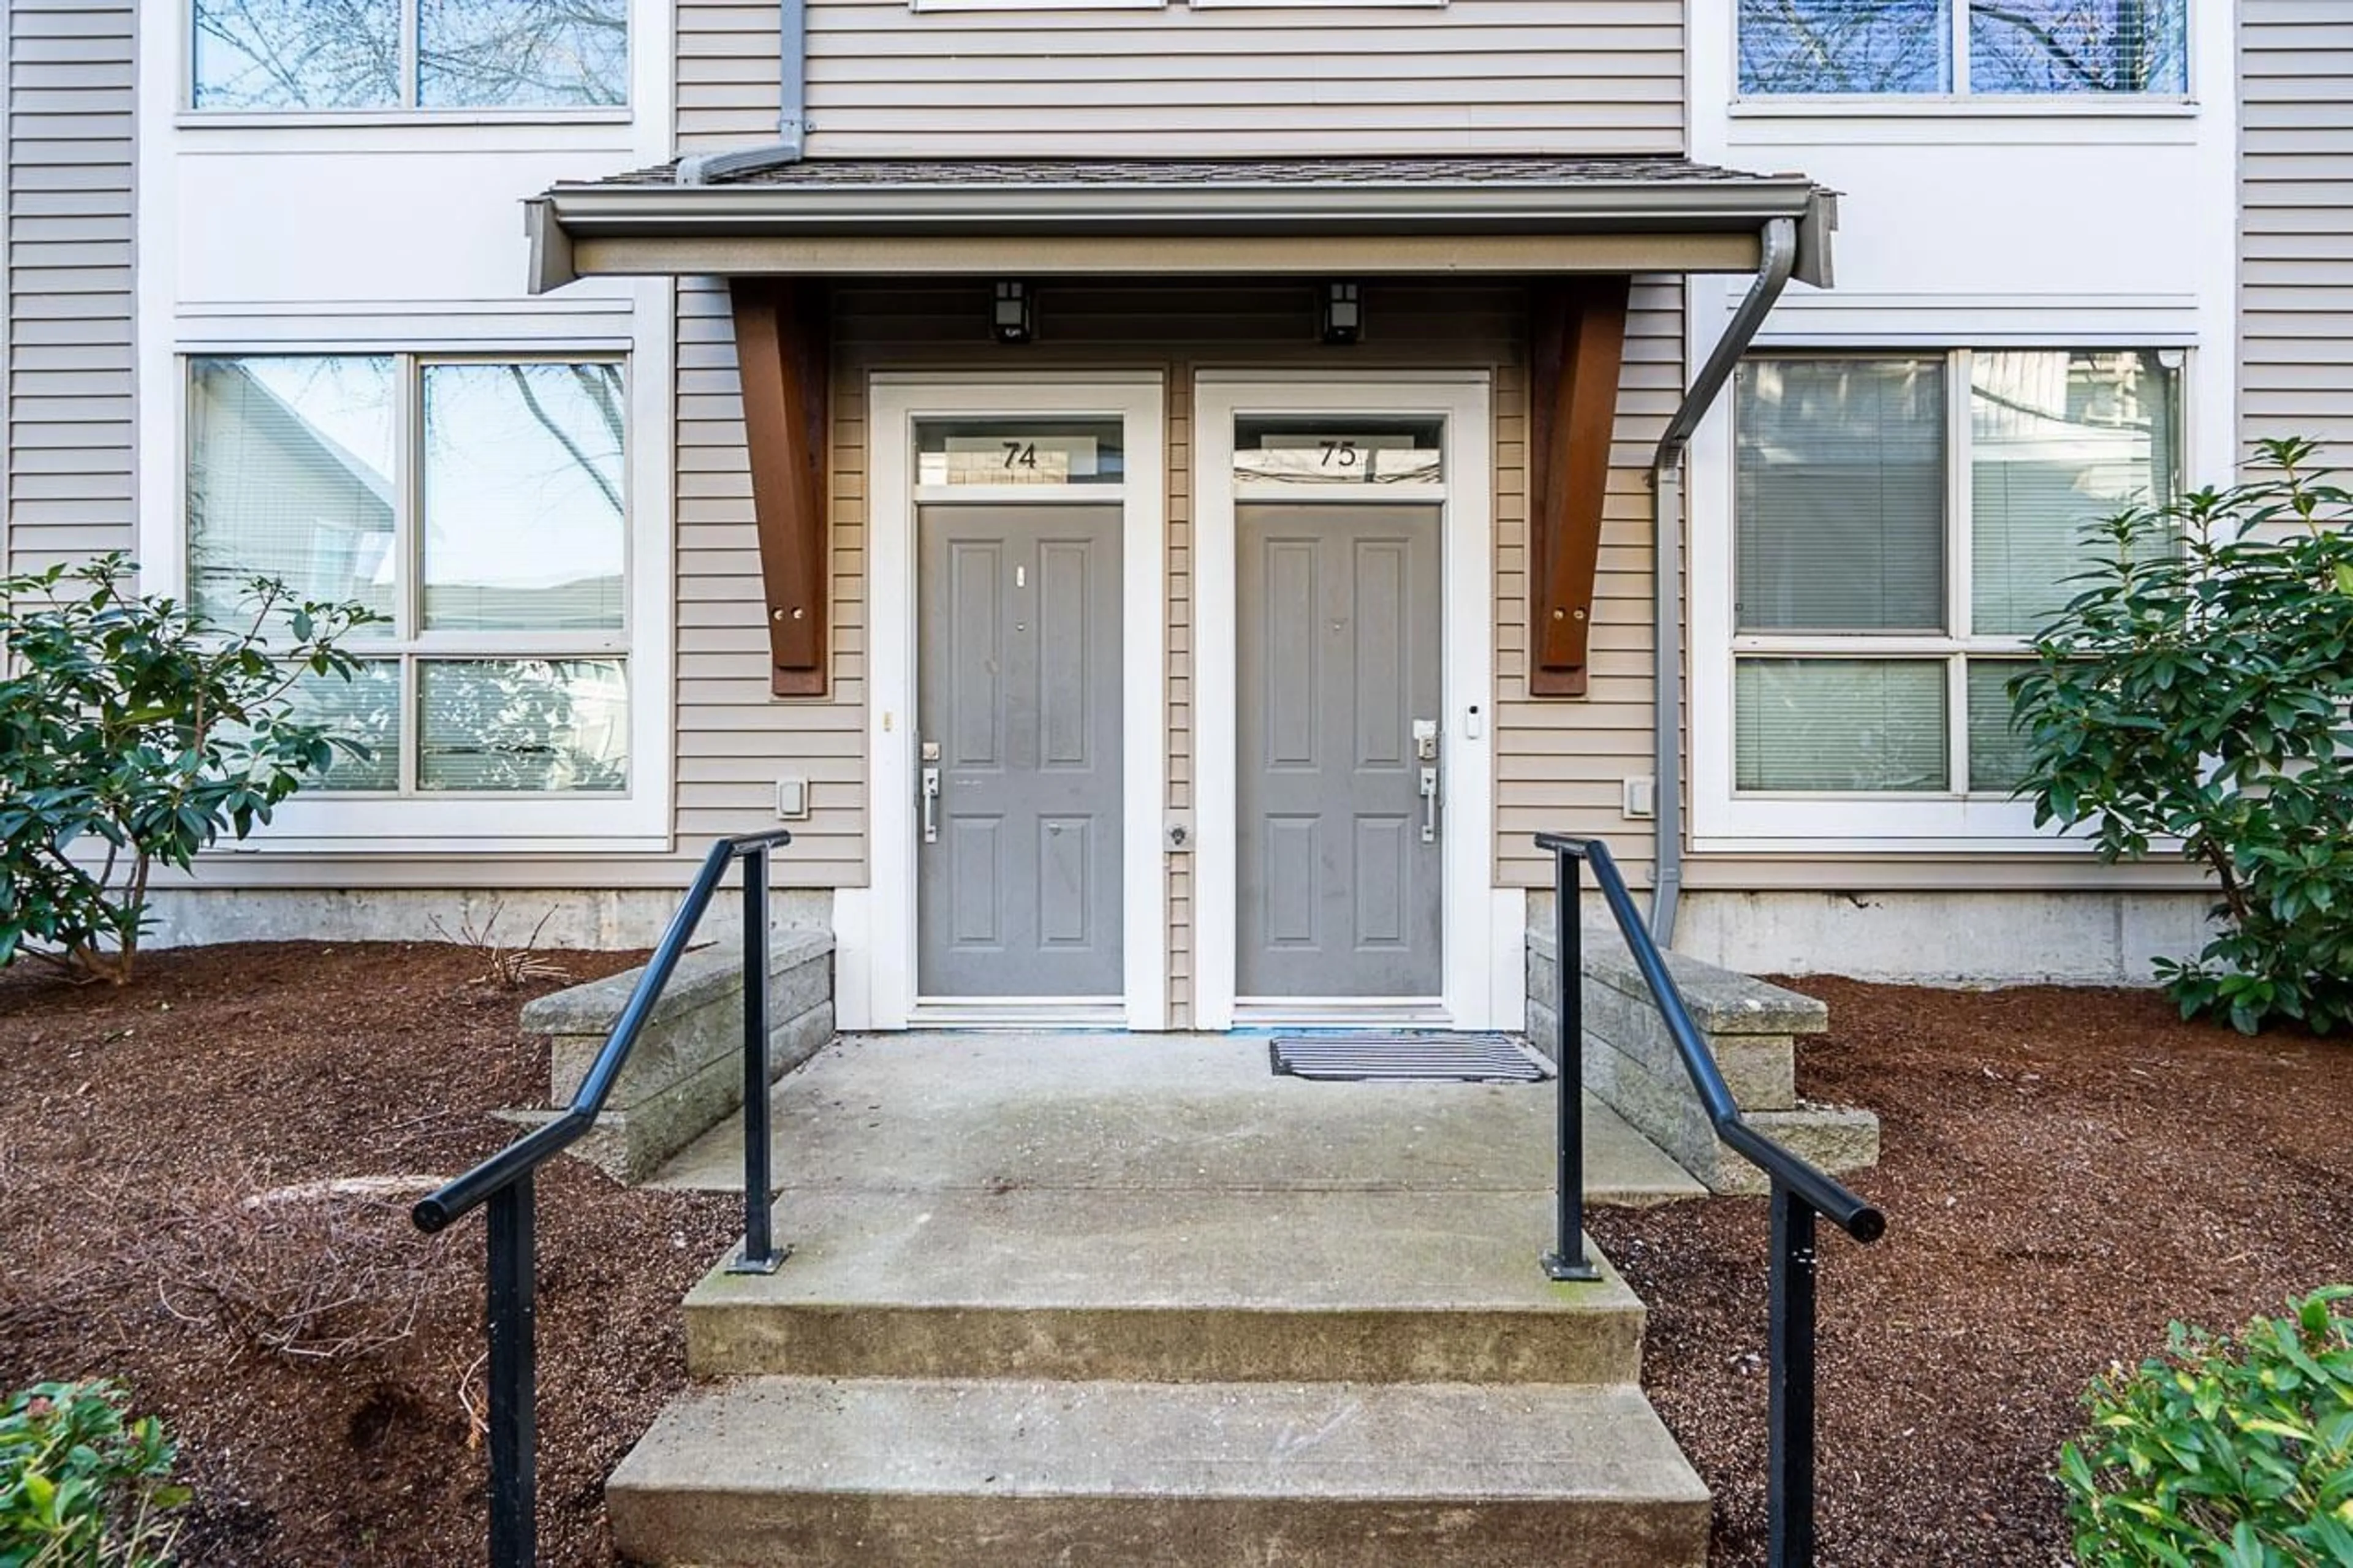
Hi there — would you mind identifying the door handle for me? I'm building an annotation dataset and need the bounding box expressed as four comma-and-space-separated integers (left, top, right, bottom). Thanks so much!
1419, 766, 1440, 844
921, 766, 941, 844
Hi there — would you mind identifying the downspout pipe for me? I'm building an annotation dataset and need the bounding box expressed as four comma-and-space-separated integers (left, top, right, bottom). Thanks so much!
1648, 213, 1802, 947
676, 0, 808, 184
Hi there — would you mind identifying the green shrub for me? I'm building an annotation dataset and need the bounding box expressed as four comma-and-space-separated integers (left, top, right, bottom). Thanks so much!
2059, 1287, 2353, 1566
2009, 437, 2353, 1034
0, 555, 378, 983
0, 1381, 189, 1567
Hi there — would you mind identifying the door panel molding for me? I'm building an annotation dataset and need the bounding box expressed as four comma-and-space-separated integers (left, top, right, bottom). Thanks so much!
1195, 375, 1498, 1031
1235, 504, 1444, 998
917, 503, 1124, 998
867, 376, 1169, 1030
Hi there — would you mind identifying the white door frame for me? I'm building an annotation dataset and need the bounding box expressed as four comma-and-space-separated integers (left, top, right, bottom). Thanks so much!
1194, 372, 1498, 1031
854, 374, 1169, 1031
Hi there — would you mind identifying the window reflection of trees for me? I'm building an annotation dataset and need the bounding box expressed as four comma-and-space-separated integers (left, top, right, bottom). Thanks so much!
1739, 0, 1953, 93
1971, 1, 2184, 94
419, 0, 629, 109
195, 0, 401, 109
1738, 0, 2186, 94
194, 0, 626, 109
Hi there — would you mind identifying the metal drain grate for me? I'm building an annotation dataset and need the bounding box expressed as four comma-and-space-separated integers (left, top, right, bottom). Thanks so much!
1269, 1033, 1551, 1083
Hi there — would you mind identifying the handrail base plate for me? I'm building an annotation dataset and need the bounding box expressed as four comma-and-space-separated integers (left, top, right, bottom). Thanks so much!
726, 1246, 792, 1276
1541, 1249, 1603, 1284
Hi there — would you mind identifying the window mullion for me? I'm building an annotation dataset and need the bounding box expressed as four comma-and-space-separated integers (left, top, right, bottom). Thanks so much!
398, 656, 421, 793
400, 351, 424, 793
1952, 0, 1971, 94
1947, 349, 1972, 794
1943, 653, 1966, 796
401, 0, 421, 108
1949, 347, 1973, 642
396, 352, 422, 643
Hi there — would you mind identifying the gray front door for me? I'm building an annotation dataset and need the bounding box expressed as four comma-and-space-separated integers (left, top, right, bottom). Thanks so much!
1237, 504, 1444, 998
917, 503, 1124, 998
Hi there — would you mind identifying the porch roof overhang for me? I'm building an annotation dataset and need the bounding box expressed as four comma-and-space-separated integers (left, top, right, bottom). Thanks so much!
523, 154, 1838, 295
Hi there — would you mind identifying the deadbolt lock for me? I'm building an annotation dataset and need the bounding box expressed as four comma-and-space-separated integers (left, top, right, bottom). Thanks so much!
1412, 719, 1439, 762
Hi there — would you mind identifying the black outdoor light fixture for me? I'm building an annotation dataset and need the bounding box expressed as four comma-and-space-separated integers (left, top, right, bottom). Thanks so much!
1320, 281, 1363, 345
992, 281, 1034, 344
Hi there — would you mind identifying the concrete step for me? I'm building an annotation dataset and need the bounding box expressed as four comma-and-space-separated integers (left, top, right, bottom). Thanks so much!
684, 1188, 1646, 1384
606, 1374, 1711, 1568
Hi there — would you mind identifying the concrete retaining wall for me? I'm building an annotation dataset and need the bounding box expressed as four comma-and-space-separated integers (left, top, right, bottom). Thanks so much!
1527, 926, 1876, 1195
524, 933, 836, 1181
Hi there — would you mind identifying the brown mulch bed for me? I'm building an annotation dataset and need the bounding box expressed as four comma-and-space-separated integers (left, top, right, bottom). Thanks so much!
1589, 978, 2353, 1568
0, 941, 737, 1567
9, 950, 2349, 1567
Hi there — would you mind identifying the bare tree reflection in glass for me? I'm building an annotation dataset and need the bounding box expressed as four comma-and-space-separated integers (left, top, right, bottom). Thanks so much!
1739, 0, 1953, 93
419, 0, 629, 108
193, 0, 401, 108
1971, 0, 2186, 93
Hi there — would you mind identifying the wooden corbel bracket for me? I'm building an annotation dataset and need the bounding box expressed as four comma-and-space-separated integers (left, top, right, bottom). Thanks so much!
729, 278, 832, 698
1528, 275, 1632, 698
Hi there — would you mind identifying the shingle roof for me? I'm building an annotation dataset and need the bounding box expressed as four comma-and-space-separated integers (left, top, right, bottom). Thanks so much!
581, 154, 1805, 192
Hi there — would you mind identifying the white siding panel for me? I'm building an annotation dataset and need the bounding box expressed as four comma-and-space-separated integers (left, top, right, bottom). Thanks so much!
6, 0, 136, 570
2240, 0, 2353, 457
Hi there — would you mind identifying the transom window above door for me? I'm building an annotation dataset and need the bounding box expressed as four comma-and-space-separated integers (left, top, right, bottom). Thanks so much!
914, 418, 1126, 488
191, 0, 629, 111
1736, 0, 2188, 96
1731, 349, 2180, 799
186, 353, 631, 796
1231, 417, 1446, 488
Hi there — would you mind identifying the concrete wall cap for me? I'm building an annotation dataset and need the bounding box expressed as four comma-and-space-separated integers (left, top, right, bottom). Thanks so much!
1529, 925, 1828, 1036
522, 932, 836, 1036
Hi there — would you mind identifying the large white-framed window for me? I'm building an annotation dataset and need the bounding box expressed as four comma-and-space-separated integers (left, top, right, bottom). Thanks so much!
173, 346, 670, 848
1696, 346, 2182, 846
189, 0, 629, 112
1736, 0, 2189, 98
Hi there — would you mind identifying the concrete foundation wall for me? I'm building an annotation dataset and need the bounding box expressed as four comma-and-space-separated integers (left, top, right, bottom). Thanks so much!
140, 886, 836, 953
1675, 889, 2215, 986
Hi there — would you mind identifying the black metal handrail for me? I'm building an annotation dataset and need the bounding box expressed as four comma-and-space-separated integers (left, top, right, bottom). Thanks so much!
1536, 831, 1884, 1568
412, 828, 795, 1568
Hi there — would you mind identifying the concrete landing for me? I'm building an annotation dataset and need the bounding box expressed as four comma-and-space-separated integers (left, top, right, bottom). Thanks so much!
607, 1375, 1711, 1568
653, 1031, 1705, 1207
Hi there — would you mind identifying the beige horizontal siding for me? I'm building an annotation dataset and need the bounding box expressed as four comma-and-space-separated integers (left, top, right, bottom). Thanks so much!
680, 0, 1681, 157
675, 274, 870, 887
2239, 0, 2353, 456
6, 0, 137, 572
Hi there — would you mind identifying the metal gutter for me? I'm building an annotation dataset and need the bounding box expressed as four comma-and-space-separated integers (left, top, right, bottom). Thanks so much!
1648, 212, 1809, 947
674, 0, 806, 185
